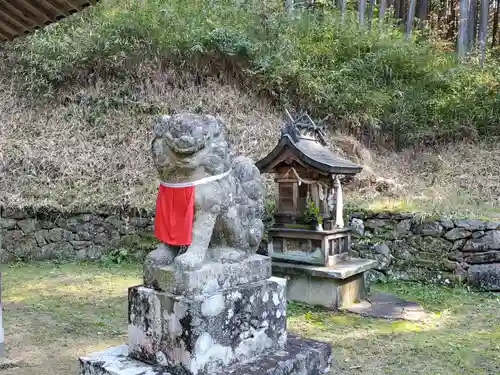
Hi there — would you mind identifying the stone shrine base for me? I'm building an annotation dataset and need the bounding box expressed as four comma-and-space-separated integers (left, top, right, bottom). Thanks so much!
272, 258, 377, 310
79, 334, 332, 375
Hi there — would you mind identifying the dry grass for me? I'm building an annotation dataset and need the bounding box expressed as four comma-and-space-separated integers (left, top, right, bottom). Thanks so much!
1, 69, 500, 218
2, 262, 499, 375
0, 70, 283, 211
349, 142, 500, 219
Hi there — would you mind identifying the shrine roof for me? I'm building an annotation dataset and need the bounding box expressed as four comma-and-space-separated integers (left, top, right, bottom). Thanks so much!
256, 133, 363, 176
0, 0, 98, 42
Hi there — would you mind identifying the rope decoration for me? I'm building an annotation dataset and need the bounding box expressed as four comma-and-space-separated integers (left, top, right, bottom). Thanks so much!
282, 167, 332, 202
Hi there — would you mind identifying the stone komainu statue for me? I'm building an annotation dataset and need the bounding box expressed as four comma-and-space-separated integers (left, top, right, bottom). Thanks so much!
145, 113, 264, 272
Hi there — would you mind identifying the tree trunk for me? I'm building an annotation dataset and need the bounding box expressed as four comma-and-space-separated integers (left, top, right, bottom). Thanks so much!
367, 0, 376, 28
478, 0, 488, 66
457, 0, 468, 61
406, 0, 417, 37
492, 0, 500, 47
467, 0, 477, 51
359, 0, 367, 25
447, 1, 457, 40
417, 0, 429, 27
380, 0, 387, 28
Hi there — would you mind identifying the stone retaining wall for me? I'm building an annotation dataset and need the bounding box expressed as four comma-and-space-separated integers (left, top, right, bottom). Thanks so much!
2, 204, 499, 291
349, 212, 500, 291
0, 205, 157, 263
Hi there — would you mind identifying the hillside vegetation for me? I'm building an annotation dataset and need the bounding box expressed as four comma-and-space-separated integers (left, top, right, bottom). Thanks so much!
0, 0, 499, 217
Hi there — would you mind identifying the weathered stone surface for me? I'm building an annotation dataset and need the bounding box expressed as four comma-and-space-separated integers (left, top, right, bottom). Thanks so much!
406, 236, 451, 254
390, 240, 414, 260
80, 335, 332, 375
2, 230, 38, 259
372, 243, 392, 269
33, 230, 49, 246
467, 251, 500, 264
414, 221, 443, 237
395, 220, 412, 237
17, 219, 38, 234
455, 219, 486, 231
386, 267, 457, 285
0, 218, 17, 229
448, 250, 465, 261
485, 221, 500, 230
70, 240, 91, 250
128, 279, 287, 374
1, 209, 155, 263
47, 228, 73, 242
444, 228, 472, 241
439, 216, 455, 230
364, 219, 395, 235
472, 230, 485, 239
451, 239, 466, 251
39, 220, 56, 229
129, 217, 151, 228
350, 218, 364, 235
274, 267, 368, 310
273, 259, 377, 280
468, 264, 500, 291
149, 113, 264, 271
38, 242, 75, 260
147, 255, 272, 296
3, 206, 25, 219
463, 230, 500, 252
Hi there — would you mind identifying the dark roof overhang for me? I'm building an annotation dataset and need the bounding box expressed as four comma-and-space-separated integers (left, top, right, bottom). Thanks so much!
256, 134, 363, 175
0, 0, 99, 42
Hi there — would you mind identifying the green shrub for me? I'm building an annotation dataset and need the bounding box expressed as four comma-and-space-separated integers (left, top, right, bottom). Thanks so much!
1, 0, 498, 148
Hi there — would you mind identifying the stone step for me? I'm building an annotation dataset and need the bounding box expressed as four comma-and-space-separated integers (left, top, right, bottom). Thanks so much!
79, 334, 332, 375
273, 258, 377, 280
272, 258, 377, 310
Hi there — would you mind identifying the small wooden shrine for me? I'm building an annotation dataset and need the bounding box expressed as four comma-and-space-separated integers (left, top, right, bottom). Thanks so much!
256, 111, 362, 266
256, 111, 376, 310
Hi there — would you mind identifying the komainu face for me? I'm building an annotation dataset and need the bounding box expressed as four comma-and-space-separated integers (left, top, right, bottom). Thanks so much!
151, 114, 231, 182
147, 113, 264, 271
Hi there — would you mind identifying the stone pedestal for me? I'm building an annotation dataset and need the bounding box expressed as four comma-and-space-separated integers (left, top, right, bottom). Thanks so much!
272, 258, 377, 310
79, 255, 333, 375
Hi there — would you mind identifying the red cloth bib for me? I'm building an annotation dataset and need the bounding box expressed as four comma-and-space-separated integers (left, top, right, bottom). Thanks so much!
154, 184, 195, 246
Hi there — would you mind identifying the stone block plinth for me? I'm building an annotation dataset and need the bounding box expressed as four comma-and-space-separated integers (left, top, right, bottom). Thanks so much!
80, 335, 332, 375
145, 254, 272, 296
128, 277, 287, 375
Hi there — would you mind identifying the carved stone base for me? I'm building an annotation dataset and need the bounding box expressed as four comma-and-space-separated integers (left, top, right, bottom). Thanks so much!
128, 278, 287, 374
145, 254, 272, 296
79, 335, 333, 375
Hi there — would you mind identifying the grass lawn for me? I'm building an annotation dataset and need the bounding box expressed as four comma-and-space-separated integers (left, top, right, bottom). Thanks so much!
2, 262, 499, 375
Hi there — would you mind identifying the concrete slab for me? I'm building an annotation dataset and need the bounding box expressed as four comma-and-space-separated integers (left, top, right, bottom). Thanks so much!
273, 258, 377, 280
